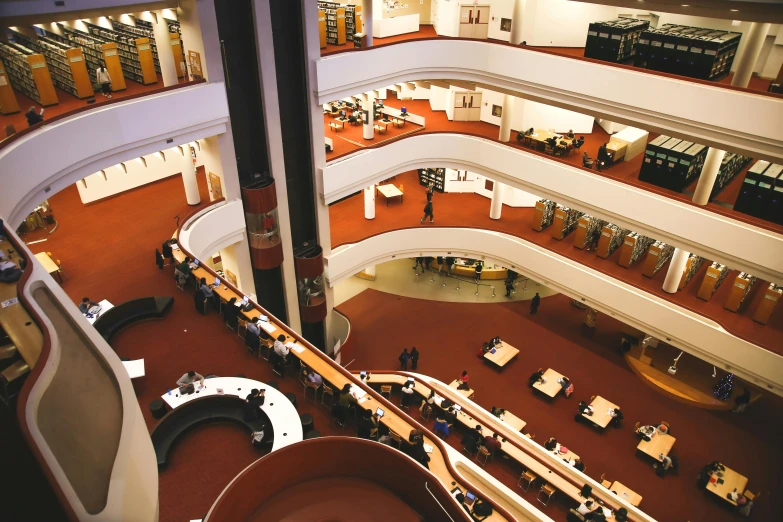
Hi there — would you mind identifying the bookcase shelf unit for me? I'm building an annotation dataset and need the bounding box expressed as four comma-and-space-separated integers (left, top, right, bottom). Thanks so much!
79, 23, 156, 85
55, 25, 128, 90
418, 168, 445, 193
585, 18, 649, 64
0, 58, 21, 115
110, 19, 161, 74
318, 2, 346, 45
0, 41, 58, 106
9, 31, 92, 99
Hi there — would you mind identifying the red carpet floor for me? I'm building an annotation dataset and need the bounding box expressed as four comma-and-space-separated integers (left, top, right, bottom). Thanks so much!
325, 91, 780, 234
336, 288, 783, 522
0, 74, 182, 135
329, 170, 783, 356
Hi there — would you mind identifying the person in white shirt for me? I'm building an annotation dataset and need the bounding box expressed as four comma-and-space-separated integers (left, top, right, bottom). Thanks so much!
247, 317, 262, 336
273, 334, 289, 359
577, 500, 595, 516
176, 371, 204, 387
401, 380, 415, 407
96, 63, 112, 98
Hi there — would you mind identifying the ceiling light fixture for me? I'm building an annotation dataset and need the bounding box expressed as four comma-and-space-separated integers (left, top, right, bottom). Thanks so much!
730, 9, 738, 12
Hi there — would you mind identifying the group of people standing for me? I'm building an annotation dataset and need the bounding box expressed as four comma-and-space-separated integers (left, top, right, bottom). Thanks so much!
398, 347, 420, 370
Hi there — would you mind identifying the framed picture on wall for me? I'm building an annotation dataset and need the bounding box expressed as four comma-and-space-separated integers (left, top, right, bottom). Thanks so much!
500, 18, 512, 32
492, 105, 502, 117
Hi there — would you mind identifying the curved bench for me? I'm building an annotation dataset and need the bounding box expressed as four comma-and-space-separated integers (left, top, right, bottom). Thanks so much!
151, 395, 273, 469
94, 296, 174, 343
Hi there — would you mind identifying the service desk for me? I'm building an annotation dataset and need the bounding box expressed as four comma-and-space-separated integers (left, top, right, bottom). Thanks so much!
160, 377, 302, 451
434, 259, 508, 280
373, 14, 420, 38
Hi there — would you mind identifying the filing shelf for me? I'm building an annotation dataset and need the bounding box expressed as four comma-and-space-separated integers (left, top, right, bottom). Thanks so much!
585, 19, 649, 64
734, 161, 783, 225
110, 19, 161, 74
0, 42, 58, 106
43, 29, 102, 86
418, 168, 445, 193
319, 2, 346, 45
9, 31, 92, 99
0, 58, 21, 115
56, 26, 128, 90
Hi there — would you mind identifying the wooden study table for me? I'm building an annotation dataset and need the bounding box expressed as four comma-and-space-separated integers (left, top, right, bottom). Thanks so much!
532, 368, 566, 398
170, 246, 507, 520
449, 379, 475, 399
483, 341, 520, 368
636, 430, 676, 461
583, 396, 620, 429
706, 467, 748, 505
376, 184, 403, 205
549, 443, 580, 466
34, 251, 62, 282
609, 481, 642, 507
497, 410, 526, 432
0, 240, 43, 369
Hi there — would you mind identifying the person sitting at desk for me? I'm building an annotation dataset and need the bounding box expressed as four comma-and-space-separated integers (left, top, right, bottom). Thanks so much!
412, 438, 431, 470
401, 381, 415, 407
198, 277, 218, 307
243, 388, 265, 420
583, 151, 594, 169
273, 334, 289, 359
357, 408, 379, 439
223, 297, 239, 330
577, 500, 595, 516
460, 425, 482, 452
516, 130, 525, 143
609, 407, 623, 427
636, 424, 656, 441
457, 370, 470, 390
484, 433, 502, 454
491, 406, 505, 418
614, 508, 628, 522
578, 401, 593, 416
528, 369, 544, 387
544, 437, 558, 451
308, 371, 323, 386
655, 453, 674, 478
489, 336, 501, 347
567, 129, 575, 139
433, 411, 450, 437
444, 406, 457, 427
176, 370, 204, 387
477, 342, 491, 359
597, 143, 611, 171
177, 256, 193, 278
338, 383, 357, 408
78, 297, 100, 314
559, 377, 573, 397
573, 458, 585, 472
454, 493, 471, 516
247, 316, 262, 337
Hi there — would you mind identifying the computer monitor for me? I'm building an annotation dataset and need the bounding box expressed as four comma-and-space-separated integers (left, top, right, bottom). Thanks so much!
401, 107, 407, 114
340, 110, 346, 117
453, 404, 462, 412
241, 295, 249, 304
360, 371, 367, 378
465, 492, 476, 504
214, 277, 220, 287
407, 377, 414, 382
375, 407, 385, 418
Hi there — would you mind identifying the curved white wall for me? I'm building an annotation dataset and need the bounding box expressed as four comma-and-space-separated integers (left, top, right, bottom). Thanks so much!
316, 40, 783, 162
323, 133, 783, 285
0, 82, 229, 227
179, 199, 247, 262
325, 227, 783, 396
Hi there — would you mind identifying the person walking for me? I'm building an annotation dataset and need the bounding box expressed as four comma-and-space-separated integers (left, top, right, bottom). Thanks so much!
399, 348, 410, 370
410, 347, 420, 370
474, 262, 483, 282
96, 63, 112, 98
421, 200, 434, 223
425, 182, 435, 202
530, 292, 541, 314
504, 277, 514, 297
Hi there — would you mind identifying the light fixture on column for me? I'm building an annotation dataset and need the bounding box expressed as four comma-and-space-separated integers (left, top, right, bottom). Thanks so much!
668, 351, 684, 375
178, 145, 186, 156
119, 162, 127, 173
100, 170, 107, 181
712, 366, 717, 378
137, 156, 147, 168
156, 151, 166, 162
191, 140, 201, 151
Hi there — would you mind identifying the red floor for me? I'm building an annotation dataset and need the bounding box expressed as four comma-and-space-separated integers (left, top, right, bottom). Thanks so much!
326, 93, 781, 235
336, 289, 783, 522
329, 170, 783, 356
0, 74, 181, 135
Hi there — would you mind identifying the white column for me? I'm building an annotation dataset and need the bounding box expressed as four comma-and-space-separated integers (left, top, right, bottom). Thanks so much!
364, 265, 376, 277
151, 10, 179, 86
177, 0, 210, 80
509, 0, 526, 45
498, 94, 515, 142
731, 22, 771, 88
662, 248, 689, 294
364, 184, 376, 219
691, 147, 727, 205
182, 153, 201, 205
489, 180, 505, 220
363, 93, 374, 140
362, 0, 373, 47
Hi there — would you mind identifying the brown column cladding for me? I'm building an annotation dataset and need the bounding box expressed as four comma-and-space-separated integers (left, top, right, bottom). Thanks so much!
242, 180, 284, 269
294, 244, 327, 323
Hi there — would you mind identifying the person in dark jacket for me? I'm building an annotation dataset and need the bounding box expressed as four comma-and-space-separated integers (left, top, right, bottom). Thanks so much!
410, 347, 420, 369
421, 200, 433, 223
223, 297, 239, 329
25, 106, 44, 127
399, 348, 410, 370
505, 277, 514, 297
243, 389, 265, 420
412, 438, 430, 469
530, 292, 541, 314
425, 182, 435, 202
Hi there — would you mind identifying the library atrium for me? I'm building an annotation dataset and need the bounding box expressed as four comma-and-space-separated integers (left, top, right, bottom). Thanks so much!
0, 1, 782, 521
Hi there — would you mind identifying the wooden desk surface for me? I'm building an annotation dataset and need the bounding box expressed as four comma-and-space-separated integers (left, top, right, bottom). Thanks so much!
532, 368, 565, 398
585, 396, 620, 428
170, 247, 507, 520
549, 444, 580, 465
706, 467, 748, 505
377, 184, 403, 198
483, 342, 519, 367
34, 252, 59, 274
498, 410, 526, 432
449, 379, 475, 399
610, 481, 642, 507
0, 240, 43, 369
530, 129, 561, 143
636, 432, 676, 461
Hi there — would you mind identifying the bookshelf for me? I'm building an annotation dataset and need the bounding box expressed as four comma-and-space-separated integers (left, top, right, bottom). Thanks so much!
10, 32, 92, 99
418, 168, 445, 193
753, 284, 782, 324
319, 10, 327, 49
531, 199, 556, 231
82, 23, 155, 84
617, 232, 654, 267
573, 214, 606, 250
0, 58, 21, 115
697, 262, 730, 301
43, 29, 101, 85
0, 42, 58, 106
551, 205, 583, 240
99, 42, 128, 91
678, 254, 704, 290
319, 2, 346, 45
724, 272, 757, 312
596, 223, 630, 259
641, 241, 674, 278
111, 19, 161, 74
345, 5, 362, 40
56, 26, 128, 90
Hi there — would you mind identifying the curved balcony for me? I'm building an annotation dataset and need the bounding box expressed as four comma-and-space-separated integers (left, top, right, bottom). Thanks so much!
178, 198, 247, 262
0, 81, 229, 226
324, 225, 783, 396
316, 39, 783, 163
2, 225, 158, 521
323, 132, 783, 285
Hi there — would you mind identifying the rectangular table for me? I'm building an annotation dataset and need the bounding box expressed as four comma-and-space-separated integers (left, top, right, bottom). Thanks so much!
532, 368, 566, 398
583, 396, 620, 429
448, 379, 475, 399
34, 252, 62, 282
550, 443, 580, 466
637, 432, 676, 461
376, 184, 403, 205
483, 342, 520, 368
122, 359, 145, 379
706, 467, 748, 505
498, 410, 526, 432
609, 481, 643, 507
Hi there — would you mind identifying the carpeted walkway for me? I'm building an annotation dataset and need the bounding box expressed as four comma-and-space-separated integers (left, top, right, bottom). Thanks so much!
336, 288, 783, 522
329, 170, 783, 356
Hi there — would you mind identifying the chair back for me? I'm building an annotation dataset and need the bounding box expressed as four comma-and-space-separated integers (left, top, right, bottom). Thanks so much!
661, 420, 670, 428
399, 184, 403, 193
390, 431, 402, 444
380, 385, 392, 393
323, 386, 334, 396
590, 395, 596, 402
634, 421, 640, 431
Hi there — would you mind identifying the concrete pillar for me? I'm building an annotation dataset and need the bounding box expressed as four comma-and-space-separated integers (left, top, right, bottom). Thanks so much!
731, 22, 771, 88
363, 93, 374, 140
177, 0, 211, 81
509, 0, 526, 45
489, 180, 505, 220
182, 151, 201, 205
662, 247, 689, 294
151, 10, 179, 86
364, 184, 376, 219
364, 265, 376, 277
692, 147, 727, 205
362, 0, 373, 47
498, 94, 515, 142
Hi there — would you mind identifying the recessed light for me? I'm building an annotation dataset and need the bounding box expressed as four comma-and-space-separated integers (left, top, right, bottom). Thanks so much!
682, 4, 689, 6
730, 9, 738, 12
